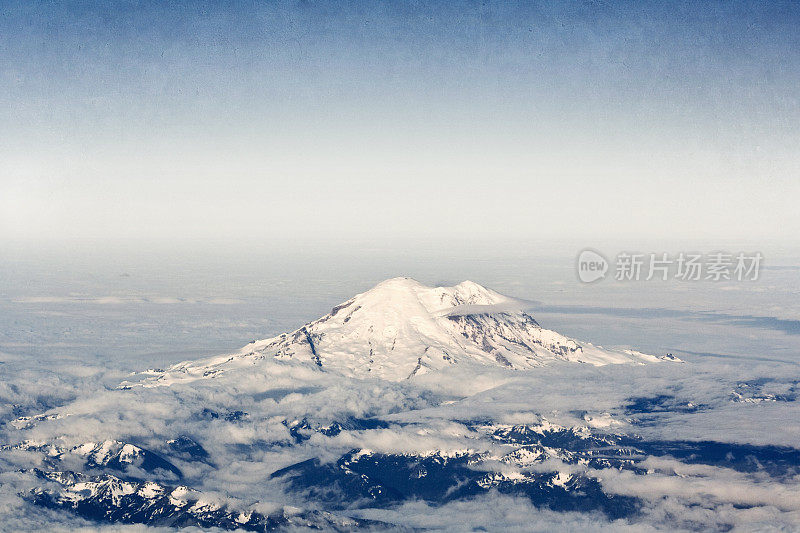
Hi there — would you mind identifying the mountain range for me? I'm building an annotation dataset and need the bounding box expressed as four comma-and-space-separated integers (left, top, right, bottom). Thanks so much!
6, 279, 793, 532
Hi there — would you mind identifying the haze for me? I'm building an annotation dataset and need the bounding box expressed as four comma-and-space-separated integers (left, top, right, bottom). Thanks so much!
2, 1, 799, 245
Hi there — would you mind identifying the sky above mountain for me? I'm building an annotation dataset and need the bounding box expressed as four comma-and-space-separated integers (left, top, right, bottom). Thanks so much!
2, 0, 799, 244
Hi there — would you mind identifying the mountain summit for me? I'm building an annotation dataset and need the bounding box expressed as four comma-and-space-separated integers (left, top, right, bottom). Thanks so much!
140, 278, 666, 385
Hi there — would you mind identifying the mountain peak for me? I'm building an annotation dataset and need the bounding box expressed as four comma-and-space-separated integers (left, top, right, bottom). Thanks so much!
369, 276, 424, 289
138, 279, 668, 387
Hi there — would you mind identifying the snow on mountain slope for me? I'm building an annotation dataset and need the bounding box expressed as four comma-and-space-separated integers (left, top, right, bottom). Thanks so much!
137, 278, 667, 386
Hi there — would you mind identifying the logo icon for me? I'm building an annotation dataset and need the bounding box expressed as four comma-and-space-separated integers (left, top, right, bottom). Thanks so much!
577, 249, 608, 283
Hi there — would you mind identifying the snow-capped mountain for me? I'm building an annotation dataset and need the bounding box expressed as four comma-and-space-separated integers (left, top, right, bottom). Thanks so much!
138, 278, 666, 385
4, 277, 800, 532
28, 469, 375, 531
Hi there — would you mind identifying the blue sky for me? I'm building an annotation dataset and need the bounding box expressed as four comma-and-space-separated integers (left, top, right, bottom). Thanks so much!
1, 1, 798, 244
